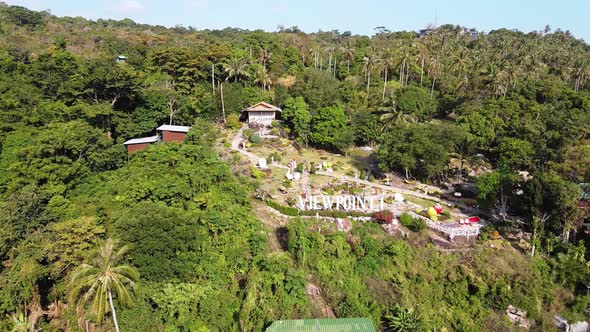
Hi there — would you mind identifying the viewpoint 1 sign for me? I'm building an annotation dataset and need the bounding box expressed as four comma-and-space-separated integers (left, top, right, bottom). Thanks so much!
298, 195, 385, 212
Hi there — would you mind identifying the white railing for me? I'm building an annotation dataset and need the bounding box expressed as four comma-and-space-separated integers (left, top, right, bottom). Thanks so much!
409, 212, 481, 237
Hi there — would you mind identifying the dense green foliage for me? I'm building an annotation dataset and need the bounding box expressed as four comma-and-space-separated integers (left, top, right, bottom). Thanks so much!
0, 3, 589, 331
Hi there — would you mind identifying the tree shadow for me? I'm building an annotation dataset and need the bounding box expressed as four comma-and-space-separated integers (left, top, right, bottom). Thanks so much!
275, 226, 289, 251
349, 152, 380, 175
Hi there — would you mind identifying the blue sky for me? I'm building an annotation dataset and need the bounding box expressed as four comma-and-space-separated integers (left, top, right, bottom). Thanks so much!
6, 0, 590, 41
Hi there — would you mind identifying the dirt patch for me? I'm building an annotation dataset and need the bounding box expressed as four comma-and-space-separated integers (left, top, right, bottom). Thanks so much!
306, 283, 336, 319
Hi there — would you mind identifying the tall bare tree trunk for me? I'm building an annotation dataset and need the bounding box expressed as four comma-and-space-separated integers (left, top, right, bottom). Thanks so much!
220, 83, 226, 125
108, 291, 120, 332
399, 60, 406, 86
430, 76, 437, 97
420, 56, 425, 85
382, 65, 388, 101
366, 70, 371, 96
211, 63, 215, 96
333, 56, 337, 78
347, 60, 350, 73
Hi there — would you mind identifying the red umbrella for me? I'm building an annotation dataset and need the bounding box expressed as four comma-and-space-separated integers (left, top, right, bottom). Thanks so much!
467, 216, 480, 223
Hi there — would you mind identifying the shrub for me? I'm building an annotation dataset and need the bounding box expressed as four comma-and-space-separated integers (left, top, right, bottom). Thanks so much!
296, 163, 304, 173
243, 129, 252, 139
267, 152, 282, 164
399, 213, 426, 232
250, 166, 266, 179
270, 128, 279, 135
266, 200, 299, 216
226, 113, 241, 129
271, 120, 280, 128
309, 163, 317, 174
372, 210, 394, 224
249, 134, 262, 144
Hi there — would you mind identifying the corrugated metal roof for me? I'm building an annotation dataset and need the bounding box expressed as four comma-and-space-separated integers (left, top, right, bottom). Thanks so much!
266, 318, 376, 332
156, 125, 191, 133
123, 135, 160, 145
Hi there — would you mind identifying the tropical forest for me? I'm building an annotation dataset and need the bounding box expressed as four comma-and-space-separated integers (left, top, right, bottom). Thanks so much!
0, 3, 590, 331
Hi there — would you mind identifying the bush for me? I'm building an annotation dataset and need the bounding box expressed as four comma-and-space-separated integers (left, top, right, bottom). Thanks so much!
309, 163, 317, 174
296, 163, 304, 173
271, 120, 280, 128
270, 128, 279, 135
226, 113, 241, 129
372, 210, 394, 224
250, 166, 266, 179
399, 213, 426, 232
243, 129, 252, 139
266, 200, 299, 216
249, 134, 262, 144
268, 152, 282, 164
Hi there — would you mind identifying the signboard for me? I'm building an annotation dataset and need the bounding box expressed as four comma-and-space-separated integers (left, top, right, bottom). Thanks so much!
298, 195, 384, 211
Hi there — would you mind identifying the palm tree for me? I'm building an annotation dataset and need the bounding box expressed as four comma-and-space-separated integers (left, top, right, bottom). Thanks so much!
415, 42, 429, 86
379, 110, 417, 133
69, 238, 139, 332
380, 48, 395, 101
552, 253, 588, 289
223, 55, 250, 82
428, 55, 441, 97
383, 304, 424, 332
378, 97, 417, 133
340, 43, 355, 74
254, 65, 272, 90
257, 48, 272, 68
362, 51, 377, 96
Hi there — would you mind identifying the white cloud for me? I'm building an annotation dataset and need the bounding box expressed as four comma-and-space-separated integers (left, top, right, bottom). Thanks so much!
116, 0, 144, 14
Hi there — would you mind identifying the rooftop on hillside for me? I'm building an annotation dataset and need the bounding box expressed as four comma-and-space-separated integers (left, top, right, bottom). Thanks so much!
123, 135, 160, 145
265, 318, 376, 332
156, 125, 191, 133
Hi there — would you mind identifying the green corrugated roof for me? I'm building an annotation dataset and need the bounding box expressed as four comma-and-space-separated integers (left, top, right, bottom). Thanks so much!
266, 318, 376, 332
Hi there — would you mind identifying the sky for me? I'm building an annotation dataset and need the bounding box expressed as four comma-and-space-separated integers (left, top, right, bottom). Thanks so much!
5, 0, 590, 41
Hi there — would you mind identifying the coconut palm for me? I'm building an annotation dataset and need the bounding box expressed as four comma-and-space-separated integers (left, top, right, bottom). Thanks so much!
380, 48, 395, 101
383, 304, 424, 332
428, 55, 441, 97
69, 238, 139, 332
340, 43, 355, 74
378, 97, 417, 133
552, 253, 588, 289
254, 64, 272, 90
223, 55, 250, 82
362, 50, 377, 96
257, 48, 272, 68
415, 41, 429, 85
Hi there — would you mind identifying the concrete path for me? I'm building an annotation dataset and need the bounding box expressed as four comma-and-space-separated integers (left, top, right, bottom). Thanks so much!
231, 125, 264, 164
